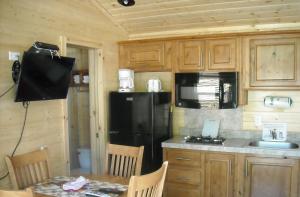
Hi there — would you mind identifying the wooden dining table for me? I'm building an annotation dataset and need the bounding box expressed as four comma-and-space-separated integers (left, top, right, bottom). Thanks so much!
34, 175, 129, 197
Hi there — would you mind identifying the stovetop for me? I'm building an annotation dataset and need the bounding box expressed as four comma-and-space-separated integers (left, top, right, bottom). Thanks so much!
184, 135, 225, 145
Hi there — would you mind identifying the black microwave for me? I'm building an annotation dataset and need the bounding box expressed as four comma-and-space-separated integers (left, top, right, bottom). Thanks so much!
175, 72, 238, 109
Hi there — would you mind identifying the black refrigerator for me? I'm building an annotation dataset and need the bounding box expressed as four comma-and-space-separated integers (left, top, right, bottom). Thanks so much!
109, 92, 172, 174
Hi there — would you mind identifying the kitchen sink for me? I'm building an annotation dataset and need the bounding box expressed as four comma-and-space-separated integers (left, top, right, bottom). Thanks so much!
249, 141, 299, 149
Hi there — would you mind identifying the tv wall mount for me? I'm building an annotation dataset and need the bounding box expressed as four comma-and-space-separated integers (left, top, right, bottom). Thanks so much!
29, 41, 60, 57
12, 42, 60, 84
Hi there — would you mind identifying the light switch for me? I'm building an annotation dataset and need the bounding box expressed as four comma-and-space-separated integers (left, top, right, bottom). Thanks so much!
254, 115, 262, 127
8, 51, 20, 61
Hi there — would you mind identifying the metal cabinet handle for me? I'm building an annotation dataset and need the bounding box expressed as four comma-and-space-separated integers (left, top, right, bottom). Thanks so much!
245, 159, 248, 177
175, 157, 191, 161
208, 51, 211, 67
176, 176, 191, 182
228, 160, 232, 176
199, 50, 203, 67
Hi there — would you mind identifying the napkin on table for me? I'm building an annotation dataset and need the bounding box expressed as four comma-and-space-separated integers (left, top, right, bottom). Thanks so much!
62, 176, 88, 191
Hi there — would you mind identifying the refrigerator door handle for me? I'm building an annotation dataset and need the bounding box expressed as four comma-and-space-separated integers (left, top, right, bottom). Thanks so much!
151, 95, 154, 160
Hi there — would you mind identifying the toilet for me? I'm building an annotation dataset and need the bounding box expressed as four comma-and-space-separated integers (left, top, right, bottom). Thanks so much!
77, 148, 91, 171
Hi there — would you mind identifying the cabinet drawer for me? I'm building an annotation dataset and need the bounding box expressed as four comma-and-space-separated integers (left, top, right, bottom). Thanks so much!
166, 149, 201, 167
165, 183, 201, 197
167, 168, 201, 185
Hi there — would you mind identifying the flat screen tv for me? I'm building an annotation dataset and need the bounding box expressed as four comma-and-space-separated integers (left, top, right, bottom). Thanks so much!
15, 52, 75, 102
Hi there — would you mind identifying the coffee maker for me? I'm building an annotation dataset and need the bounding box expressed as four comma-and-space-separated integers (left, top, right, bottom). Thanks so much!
119, 69, 134, 92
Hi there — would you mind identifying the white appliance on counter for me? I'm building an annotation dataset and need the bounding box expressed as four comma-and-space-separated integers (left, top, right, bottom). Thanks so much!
147, 79, 162, 92
118, 69, 134, 92
262, 123, 287, 141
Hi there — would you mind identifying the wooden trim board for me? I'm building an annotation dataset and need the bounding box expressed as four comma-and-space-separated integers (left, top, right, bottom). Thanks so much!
59, 36, 104, 175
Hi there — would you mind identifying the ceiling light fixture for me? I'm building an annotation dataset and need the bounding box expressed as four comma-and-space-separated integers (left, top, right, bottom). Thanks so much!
118, 0, 135, 6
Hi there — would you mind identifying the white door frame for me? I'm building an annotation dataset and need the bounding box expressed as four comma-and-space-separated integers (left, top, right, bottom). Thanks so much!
59, 36, 105, 175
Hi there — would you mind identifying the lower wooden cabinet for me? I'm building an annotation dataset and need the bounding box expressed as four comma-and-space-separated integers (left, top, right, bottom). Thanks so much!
163, 148, 300, 197
204, 153, 235, 197
244, 157, 299, 197
166, 183, 201, 197
163, 148, 202, 197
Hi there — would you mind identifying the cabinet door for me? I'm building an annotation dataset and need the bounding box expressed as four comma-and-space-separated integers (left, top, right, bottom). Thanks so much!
119, 41, 167, 71
166, 183, 201, 197
204, 153, 235, 197
206, 38, 237, 71
249, 37, 300, 87
244, 157, 299, 197
178, 40, 205, 71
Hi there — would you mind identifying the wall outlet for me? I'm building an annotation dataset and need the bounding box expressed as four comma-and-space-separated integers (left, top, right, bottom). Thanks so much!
8, 51, 20, 61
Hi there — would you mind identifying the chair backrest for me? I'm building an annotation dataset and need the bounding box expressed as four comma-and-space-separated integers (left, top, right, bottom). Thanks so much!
0, 188, 33, 197
5, 148, 51, 190
127, 161, 168, 197
106, 144, 144, 178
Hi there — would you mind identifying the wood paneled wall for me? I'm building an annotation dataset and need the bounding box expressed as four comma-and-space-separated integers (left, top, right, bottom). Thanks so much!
0, 0, 127, 189
243, 91, 300, 132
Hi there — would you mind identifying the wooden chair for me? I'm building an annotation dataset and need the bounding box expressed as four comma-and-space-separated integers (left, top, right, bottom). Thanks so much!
127, 161, 168, 197
0, 188, 34, 197
5, 148, 51, 190
106, 144, 144, 178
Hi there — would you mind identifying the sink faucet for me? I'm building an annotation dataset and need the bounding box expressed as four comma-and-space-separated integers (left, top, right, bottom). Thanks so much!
270, 129, 277, 140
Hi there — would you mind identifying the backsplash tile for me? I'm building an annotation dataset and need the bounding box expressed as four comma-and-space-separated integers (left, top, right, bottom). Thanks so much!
180, 107, 243, 136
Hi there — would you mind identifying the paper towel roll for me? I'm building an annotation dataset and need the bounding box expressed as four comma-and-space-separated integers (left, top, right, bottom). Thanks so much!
264, 96, 292, 108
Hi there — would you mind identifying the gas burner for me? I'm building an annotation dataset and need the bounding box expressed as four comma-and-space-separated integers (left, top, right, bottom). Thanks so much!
184, 135, 225, 145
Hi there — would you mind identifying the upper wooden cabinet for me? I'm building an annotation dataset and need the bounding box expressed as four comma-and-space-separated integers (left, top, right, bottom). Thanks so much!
206, 38, 237, 71
244, 156, 299, 197
243, 34, 300, 89
177, 37, 238, 72
178, 40, 205, 71
119, 41, 174, 72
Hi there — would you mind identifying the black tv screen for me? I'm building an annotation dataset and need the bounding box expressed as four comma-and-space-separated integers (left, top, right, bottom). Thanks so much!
15, 52, 75, 102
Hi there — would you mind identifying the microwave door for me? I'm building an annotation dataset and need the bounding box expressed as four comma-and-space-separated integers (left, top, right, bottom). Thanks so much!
220, 80, 236, 109
219, 81, 224, 109
196, 78, 219, 109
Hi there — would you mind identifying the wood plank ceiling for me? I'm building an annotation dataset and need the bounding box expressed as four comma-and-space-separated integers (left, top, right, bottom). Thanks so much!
94, 0, 300, 39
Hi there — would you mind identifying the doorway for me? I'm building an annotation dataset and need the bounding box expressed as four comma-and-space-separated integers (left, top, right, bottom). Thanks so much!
60, 36, 105, 176
67, 45, 91, 175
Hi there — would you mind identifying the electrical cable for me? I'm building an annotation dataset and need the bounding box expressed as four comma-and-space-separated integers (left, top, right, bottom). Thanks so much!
0, 84, 15, 99
0, 101, 30, 180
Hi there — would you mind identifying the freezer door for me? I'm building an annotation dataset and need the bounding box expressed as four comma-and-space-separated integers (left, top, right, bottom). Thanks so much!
109, 92, 134, 135
153, 92, 171, 140
131, 93, 153, 135
109, 92, 153, 136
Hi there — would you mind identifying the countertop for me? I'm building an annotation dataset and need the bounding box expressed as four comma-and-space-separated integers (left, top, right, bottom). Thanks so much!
162, 137, 300, 157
